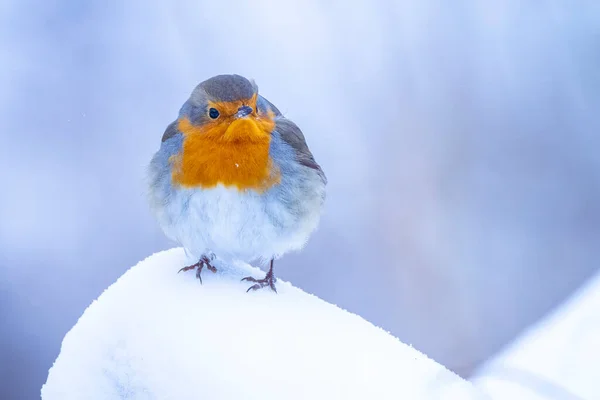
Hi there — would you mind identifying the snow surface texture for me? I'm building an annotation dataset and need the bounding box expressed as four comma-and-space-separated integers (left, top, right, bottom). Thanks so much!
473, 271, 600, 399
42, 248, 483, 400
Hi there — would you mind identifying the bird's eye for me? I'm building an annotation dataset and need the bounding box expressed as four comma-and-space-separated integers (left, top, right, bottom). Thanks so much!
208, 108, 220, 119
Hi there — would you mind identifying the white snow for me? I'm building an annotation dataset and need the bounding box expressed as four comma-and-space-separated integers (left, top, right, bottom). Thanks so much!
41, 248, 483, 400
472, 271, 600, 399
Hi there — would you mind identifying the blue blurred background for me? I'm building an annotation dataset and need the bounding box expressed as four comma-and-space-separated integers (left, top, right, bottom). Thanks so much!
1, 1, 599, 398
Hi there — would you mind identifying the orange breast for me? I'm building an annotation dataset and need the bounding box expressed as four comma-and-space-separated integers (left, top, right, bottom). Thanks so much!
171, 114, 279, 192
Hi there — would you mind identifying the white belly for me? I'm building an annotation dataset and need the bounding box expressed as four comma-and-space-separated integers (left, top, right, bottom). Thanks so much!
157, 185, 315, 263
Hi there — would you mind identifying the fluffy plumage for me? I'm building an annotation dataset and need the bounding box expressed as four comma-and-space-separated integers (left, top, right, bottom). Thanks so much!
147, 75, 326, 288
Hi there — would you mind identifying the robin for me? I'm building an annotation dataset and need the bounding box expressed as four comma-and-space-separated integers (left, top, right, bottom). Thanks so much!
148, 74, 327, 292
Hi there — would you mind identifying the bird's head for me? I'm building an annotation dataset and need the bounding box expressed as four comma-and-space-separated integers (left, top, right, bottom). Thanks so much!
177, 74, 275, 143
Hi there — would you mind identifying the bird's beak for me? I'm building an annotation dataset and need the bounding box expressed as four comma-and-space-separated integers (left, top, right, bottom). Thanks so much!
235, 105, 253, 118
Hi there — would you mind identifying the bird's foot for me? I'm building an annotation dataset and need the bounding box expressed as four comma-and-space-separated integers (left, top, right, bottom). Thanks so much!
178, 255, 217, 284
241, 261, 277, 293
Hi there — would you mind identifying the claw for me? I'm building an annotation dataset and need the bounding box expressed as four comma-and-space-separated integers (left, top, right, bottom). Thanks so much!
246, 283, 262, 293
242, 259, 277, 293
178, 256, 217, 284
245, 281, 277, 293
178, 264, 198, 273
195, 265, 204, 283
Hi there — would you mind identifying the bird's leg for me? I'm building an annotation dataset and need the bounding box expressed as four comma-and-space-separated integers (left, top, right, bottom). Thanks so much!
178, 254, 217, 284
241, 259, 277, 293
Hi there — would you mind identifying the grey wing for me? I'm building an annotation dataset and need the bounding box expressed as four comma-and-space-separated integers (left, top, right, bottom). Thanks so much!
275, 117, 327, 185
257, 94, 282, 117
161, 120, 180, 142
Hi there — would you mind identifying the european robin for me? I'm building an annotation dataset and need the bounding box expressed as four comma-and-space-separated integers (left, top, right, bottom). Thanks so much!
148, 75, 326, 292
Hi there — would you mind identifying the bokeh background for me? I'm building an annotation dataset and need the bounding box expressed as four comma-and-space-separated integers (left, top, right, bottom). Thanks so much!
2, 1, 599, 399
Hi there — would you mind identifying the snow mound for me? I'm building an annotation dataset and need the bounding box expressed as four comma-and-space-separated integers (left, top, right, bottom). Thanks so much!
473, 271, 600, 399
42, 248, 482, 399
